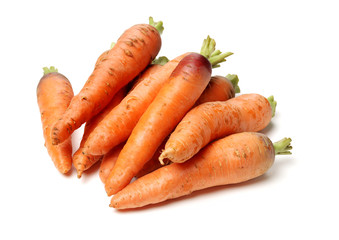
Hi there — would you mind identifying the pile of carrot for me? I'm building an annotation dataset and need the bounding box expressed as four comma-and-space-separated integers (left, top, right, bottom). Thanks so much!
37, 17, 292, 210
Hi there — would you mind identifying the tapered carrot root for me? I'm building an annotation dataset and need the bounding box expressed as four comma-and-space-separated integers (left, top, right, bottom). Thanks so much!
105, 53, 212, 196
73, 87, 126, 178
84, 36, 233, 156
51, 18, 163, 145
99, 143, 125, 183
37, 67, 74, 174
159, 94, 276, 164
110, 132, 292, 209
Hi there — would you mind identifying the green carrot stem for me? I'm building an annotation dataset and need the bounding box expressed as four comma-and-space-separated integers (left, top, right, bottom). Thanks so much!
149, 17, 164, 34
226, 74, 240, 93
43, 66, 58, 75
200, 35, 233, 68
152, 56, 170, 66
267, 95, 277, 118
273, 138, 292, 155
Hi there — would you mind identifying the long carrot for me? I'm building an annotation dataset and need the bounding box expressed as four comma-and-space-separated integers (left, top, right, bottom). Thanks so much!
159, 94, 277, 164
72, 87, 127, 178
110, 132, 292, 209
105, 52, 212, 196
84, 36, 233, 156
51, 17, 163, 145
99, 143, 125, 183
37, 67, 74, 174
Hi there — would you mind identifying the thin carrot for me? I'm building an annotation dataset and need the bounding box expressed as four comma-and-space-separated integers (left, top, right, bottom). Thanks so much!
84, 36, 233, 156
51, 17, 163, 145
159, 94, 277, 164
37, 67, 74, 174
99, 143, 125, 183
72, 87, 127, 178
105, 52, 212, 196
110, 132, 292, 209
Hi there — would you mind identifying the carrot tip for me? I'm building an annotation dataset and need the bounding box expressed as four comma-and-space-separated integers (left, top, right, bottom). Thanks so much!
159, 148, 174, 165
149, 16, 164, 34
200, 36, 233, 68
226, 74, 240, 93
267, 95, 277, 118
43, 66, 58, 75
273, 138, 292, 155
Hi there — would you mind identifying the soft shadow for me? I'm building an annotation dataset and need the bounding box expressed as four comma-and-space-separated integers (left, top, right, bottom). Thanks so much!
259, 121, 275, 135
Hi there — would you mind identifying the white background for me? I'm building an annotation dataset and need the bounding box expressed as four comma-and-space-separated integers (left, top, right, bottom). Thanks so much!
1, 0, 338, 239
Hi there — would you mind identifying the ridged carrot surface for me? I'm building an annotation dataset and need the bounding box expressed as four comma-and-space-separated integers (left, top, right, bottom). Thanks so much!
110, 132, 292, 209
51, 22, 162, 145
37, 67, 74, 174
159, 94, 276, 164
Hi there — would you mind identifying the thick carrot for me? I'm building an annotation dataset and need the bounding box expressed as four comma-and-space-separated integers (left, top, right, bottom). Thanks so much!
110, 132, 292, 209
51, 18, 163, 145
37, 67, 74, 174
159, 94, 277, 164
99, 143, 125, 183
105, 53, 212, 196
136, 75, 240, 177
73, 87, 127, 178
84, 36, 233, 156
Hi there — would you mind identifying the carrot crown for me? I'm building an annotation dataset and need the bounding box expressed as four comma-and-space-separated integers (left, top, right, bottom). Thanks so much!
152, 56, 170, 66
43, 66, 58, 75
226, 74, 240, 93
273, 138, 292, 155
267, 95, 277, 118
149, 17, 164, 34
200, 35, 233, 68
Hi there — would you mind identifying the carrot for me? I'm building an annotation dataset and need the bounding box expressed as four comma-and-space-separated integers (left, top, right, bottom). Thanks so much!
84, 36, 233, 156
73, 87, 127, 178
51, 17, 163, 145
94, 42, 115, 66
99, 143, 125, 183
105, 52, 212, 196
136, 75, 241, 177
37, 67, 74, 174
110, 132, 292, 209
159, 94, 277, 164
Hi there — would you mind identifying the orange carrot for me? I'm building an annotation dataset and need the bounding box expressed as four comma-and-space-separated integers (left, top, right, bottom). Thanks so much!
159, 94, 277, 164
84, 36, 233, 156
110, 132, 292, 209
72, 87, 127, 178
105, 53, 212, 196
51, 18, 163, 145
99, 143, 125, 183
37, 67, 74, 174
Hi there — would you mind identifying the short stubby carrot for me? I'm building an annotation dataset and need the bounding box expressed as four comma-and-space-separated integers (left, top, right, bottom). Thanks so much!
159, 93, 277, 164
72, 87, 126, 178
110, 132, 292, 209
37, 67, 74, 174
105, 52, 212, 196
51, 19, 163, 145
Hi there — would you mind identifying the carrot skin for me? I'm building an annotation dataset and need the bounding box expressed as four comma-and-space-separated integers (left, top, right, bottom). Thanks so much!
37, 71, 74, 174
99, 143, 125, 183
105, 53, 212, 196
110, 132, 275, 209
51, 24, 161, 145
73, 87, 126, 178
84, 53, 190, 156
160, 93, 272, 164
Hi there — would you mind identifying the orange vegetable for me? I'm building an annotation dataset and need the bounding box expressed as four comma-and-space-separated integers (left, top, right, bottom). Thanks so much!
110, 132, 292, 209
105, 52, 212, 196
51, 18, 163, 145
72, 87, 127, 178
37, 67, 74, 174
84, 36, 232, 156
99, 143, 125, 183
159, 94, 277, 164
